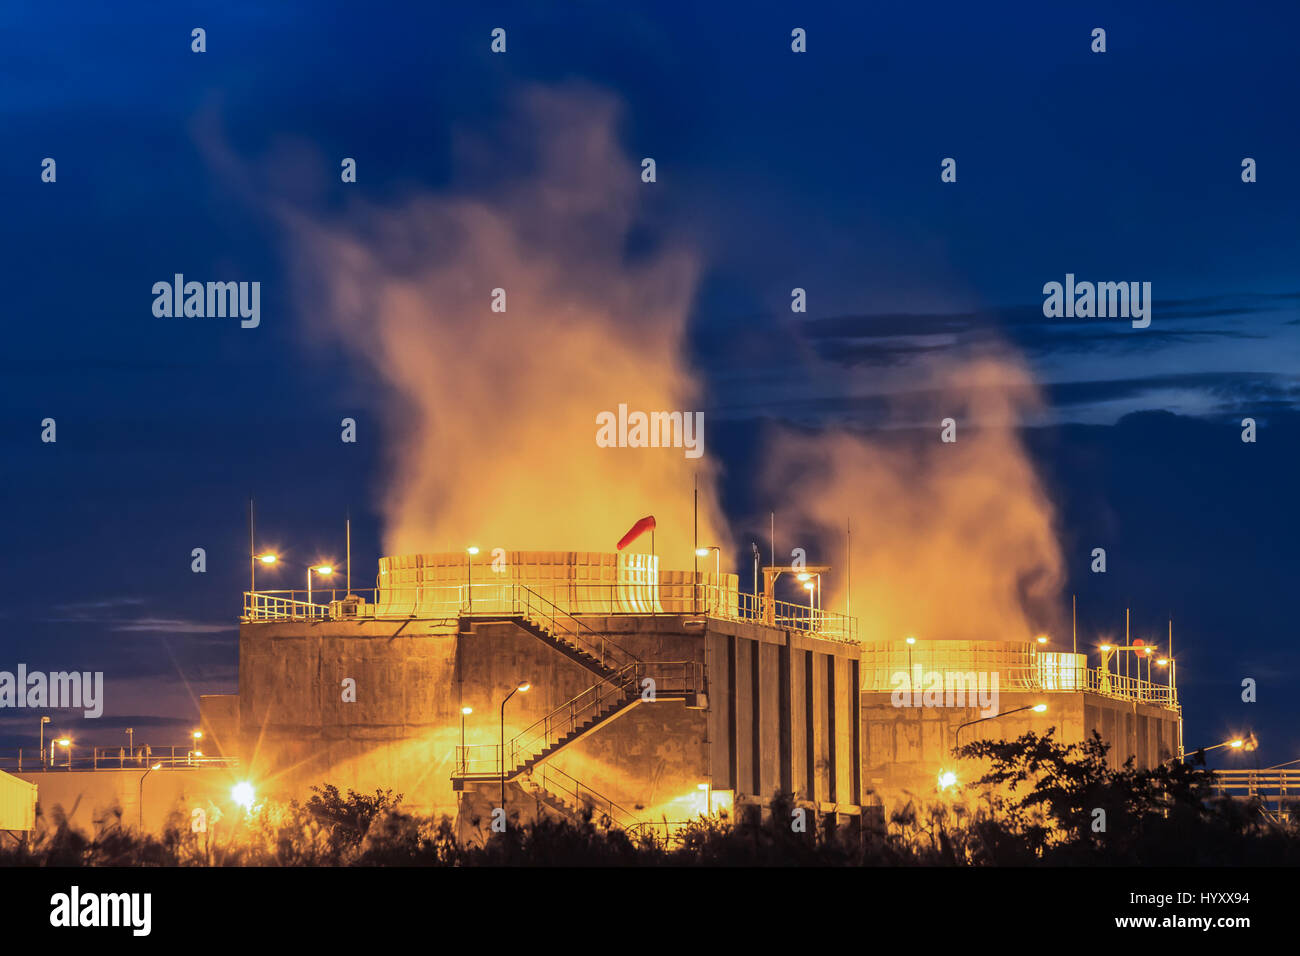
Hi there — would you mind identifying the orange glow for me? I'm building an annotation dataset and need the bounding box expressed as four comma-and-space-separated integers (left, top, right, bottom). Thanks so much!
289, 90, 727, 559
762, 357, 1063, 645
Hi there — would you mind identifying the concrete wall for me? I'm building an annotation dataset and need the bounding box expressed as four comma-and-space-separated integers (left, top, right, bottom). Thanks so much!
707, 621, 860, 810
14, 768, 237, 835
237, 612, 860, 828
238, 618, 462, 817
861, 689, 1182, 808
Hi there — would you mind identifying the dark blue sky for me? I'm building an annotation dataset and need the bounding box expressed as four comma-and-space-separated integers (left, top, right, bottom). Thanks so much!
1, 2, 1296, 765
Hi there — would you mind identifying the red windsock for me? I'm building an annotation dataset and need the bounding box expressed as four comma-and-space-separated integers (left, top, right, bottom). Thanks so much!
617, 515, 656, 551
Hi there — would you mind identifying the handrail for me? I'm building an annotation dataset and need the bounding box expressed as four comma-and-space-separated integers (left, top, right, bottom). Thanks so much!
525, 762, 643, 830
506, 662, 640, 772
241, 581, 859, 642
515, 585, 639, 672
0, 744, 238, 773
454, 660, 703, 779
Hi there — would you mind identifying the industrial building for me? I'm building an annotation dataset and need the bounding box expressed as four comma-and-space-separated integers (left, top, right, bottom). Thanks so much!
211, 548, 1182, 835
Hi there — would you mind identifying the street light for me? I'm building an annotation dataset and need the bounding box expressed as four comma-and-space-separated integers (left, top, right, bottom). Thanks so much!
1179, 733, 1257, 764
697, 781, 712, 816
250, 551, 279, 595
231, 781, 255, 811
39, 716, 50, 769
55, 737, 71, 769
460, 706, 473, 773
954, 704, 1047, 751
695, 547, 720, 614
466, 547, 479, 612
307, 565, 333, 605
139, 762, 163, 830
500, 681, 531, 810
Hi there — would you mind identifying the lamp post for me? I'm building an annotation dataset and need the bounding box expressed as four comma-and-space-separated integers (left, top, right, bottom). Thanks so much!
797, 571, 821, 627
499, 681, 531, 810
307, 565, 333, 606
1178, 733, 1257, 765
460, 706, 473, 773
695, 547, 720, 613
138, 762, 163, 831
56, 738, 71, 769
954, 704, 1047, 751
39, 716, 50, 769
466, 547, 479, 612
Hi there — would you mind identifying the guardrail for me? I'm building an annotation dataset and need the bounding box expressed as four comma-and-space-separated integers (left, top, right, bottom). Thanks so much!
1208, 769, 1300, 821
454, 661, 702, 778
0, 746, 239, 773
858, 641, 1177, 709
243, 581, 859, 642
524, 763, 643, 831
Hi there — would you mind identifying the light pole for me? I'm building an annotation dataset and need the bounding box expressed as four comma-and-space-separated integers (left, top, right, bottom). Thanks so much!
698, 781, 712, 817
307, 565, 333, 606
954, 704, 1047, 751
138, 762, 163, 831
466, 547, 479, 612
499, 681, 531, 810
39, 716, 50, 769
460, 706, 473, 773
56, 737, 71, 769
1178, 733, 1257, 765
797, 571, 821, 627
250, 553, 278, 618
695, 547, 720, 613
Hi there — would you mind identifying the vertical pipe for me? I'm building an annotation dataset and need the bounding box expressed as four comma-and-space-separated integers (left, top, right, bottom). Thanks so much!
693, 475, 699, 615
249, 496, 255, 598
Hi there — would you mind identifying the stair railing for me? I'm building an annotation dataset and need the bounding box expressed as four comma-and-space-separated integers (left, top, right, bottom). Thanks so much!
513, 585, 640, 672
525, 762, 643, 831
504, 663, 640, 773
501, 660, 704, 777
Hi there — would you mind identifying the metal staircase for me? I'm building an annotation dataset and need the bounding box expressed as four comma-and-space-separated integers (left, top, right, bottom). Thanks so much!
517, 763, 643, 831
452, 588, 702, 822
467, 585, 640, 680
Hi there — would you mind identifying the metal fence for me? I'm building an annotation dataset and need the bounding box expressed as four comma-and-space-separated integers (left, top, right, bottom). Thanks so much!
243, 581, 859, 643
0, 746, 238, 773
858, 640, 1178, 709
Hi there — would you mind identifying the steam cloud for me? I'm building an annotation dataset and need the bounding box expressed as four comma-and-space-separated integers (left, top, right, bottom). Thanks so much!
764, 354, 1065, 643
284, 87, 725, 559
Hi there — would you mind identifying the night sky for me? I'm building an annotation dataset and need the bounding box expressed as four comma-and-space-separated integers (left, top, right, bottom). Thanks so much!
1, 2, 1296, 766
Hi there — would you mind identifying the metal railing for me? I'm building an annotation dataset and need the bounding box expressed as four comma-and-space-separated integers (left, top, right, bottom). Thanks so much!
522, 762, 643, 831
859, 641, 1178, 709
0, 745, 238, 773
454, 660, 702, 779
515, 586, 639, 673
1208, 769, 1300, 821
242, 580, 859, 642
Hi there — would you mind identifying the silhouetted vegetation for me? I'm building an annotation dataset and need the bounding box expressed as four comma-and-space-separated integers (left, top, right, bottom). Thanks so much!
2, 733, 1295, 866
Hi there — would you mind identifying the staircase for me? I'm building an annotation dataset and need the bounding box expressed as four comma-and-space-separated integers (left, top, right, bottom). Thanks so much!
453, 586, 702, 797
518, 763, 643, 831
467, 585, 640, 681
